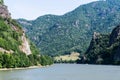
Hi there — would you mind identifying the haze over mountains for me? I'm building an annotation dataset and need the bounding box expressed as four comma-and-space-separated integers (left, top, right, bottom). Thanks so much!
18, 0, 120, 56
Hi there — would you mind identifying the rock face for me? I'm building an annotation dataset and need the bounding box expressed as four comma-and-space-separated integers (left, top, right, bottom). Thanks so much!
84, 25, 120, 65
0, 4, 11, 18
0, 47, 13, 54
93, 32, 101, 40
19, 33, 31, 55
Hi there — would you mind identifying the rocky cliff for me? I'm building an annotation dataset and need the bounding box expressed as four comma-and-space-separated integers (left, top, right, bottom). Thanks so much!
0, 4, 11, 18
0, 1, 54, 68
82, 25, 120, 65
19, 33, 32, 55
0, 3, 32, 55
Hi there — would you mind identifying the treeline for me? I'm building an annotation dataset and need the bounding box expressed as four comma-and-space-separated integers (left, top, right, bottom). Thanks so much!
0, 52, 53, 68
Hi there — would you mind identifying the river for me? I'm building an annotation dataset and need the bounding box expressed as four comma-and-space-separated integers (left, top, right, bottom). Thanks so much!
0, 64, 120, 80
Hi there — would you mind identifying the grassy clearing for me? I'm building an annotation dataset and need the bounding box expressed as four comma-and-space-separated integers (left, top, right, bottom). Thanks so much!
54, 52, 80, 62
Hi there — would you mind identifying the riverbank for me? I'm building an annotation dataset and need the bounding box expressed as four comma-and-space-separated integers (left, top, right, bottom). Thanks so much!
0, 65, 49, 71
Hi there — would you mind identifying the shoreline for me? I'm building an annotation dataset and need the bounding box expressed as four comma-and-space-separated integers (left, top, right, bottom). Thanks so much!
0, 65, 48, 71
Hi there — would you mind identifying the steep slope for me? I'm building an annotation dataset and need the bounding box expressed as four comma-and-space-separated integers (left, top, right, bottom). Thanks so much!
84, 25, 120, 65
0, 3, 31, 55
0, 2, 53, 68
18, 0, 120, 56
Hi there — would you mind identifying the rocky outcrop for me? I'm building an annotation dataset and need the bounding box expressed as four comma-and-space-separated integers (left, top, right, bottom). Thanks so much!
0, 47, 13, 54
93, 32, 101, 40
0, 0, 54, 69
0, 4, 11, 18
19, 33, 32, 55
83, 25, 120, 65
0, 3, 32, 55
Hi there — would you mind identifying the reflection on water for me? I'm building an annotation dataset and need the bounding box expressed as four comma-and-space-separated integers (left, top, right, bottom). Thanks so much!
0, 64, 120, 80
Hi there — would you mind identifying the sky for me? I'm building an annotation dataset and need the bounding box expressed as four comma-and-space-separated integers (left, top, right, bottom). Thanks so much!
4, 0, 98, 20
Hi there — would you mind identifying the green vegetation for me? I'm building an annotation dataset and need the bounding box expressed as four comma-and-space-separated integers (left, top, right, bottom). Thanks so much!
0, 17, 22, 52
77, 25, 120, 65
0, 52, 53, 68
85, 34, 110, 64
18, 0, 120, 56
40, 55, 53, 66
0, 0, 4, 4
0, 16, 53, 68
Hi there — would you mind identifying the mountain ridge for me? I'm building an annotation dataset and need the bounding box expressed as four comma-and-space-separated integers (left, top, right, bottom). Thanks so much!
18, 0, 120, 56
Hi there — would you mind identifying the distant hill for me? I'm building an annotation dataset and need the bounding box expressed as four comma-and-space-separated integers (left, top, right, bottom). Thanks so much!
81, 24, 120, 65
18, 0, 120, 56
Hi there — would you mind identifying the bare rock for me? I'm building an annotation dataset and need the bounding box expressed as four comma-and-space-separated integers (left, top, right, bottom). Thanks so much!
19, 33, 32, 55
0, 4, 11, 18
93, 32, 101, 40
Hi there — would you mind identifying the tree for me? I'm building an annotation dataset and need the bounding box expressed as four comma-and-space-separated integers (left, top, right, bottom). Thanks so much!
0, 0, 4, 4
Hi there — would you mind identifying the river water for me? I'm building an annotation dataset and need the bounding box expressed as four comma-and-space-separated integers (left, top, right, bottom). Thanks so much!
0, 64, 120, 80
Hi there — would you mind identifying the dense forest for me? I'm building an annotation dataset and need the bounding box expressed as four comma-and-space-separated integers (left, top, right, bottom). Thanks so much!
77, 25, 120, 65
0, 52, 53, 68
18, 0, 120, 56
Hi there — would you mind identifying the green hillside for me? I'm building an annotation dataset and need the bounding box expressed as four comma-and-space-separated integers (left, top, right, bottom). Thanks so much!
0, 2, 53, 68
18, 0, 120, 56
79, 25, 120, 65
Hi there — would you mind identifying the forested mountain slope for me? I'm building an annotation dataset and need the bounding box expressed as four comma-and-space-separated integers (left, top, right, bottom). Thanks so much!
82, 25, 120, 65
0, 1, 53, 68
18, 0, 120, 56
